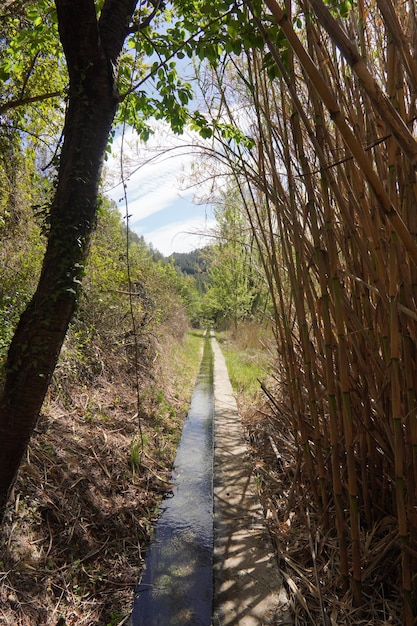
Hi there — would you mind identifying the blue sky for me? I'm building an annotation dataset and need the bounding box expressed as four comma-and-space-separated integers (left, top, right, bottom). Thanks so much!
103, 124, 216, 256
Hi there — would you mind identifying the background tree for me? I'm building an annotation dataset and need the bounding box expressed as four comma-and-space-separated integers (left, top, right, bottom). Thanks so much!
202, 189, 267, 328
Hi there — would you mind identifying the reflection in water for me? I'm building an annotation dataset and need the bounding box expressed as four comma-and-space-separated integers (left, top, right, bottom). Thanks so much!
131, 337, 214, 625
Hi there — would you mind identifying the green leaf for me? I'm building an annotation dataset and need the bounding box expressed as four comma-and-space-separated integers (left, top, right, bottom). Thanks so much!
323, 0, 353, 19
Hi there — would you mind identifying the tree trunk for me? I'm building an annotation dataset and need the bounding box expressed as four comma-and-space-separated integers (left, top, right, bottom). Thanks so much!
0, 0, 137, 520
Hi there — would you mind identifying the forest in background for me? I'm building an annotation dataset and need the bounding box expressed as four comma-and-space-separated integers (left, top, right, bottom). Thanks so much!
1, 0, 417, 624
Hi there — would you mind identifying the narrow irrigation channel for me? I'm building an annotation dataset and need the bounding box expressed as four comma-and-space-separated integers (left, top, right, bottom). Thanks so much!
130, 335, 214, 626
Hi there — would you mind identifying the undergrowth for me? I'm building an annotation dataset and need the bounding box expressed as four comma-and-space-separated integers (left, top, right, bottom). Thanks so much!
0, 328, 204, 626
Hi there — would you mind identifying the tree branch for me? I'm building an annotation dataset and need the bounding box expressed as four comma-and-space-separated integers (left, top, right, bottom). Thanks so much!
55, 0, 100, 79
127, 0, 164, 33
0, 91, 62, 115
19, 51, 40, 101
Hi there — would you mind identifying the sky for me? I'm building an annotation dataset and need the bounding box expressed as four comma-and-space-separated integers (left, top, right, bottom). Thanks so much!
102, 123, 217, 257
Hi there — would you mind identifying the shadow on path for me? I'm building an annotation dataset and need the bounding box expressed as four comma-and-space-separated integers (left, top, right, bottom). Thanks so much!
212, 335, 292, 625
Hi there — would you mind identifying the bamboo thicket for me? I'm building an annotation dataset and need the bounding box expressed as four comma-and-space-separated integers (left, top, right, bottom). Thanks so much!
196, 0, 417, 621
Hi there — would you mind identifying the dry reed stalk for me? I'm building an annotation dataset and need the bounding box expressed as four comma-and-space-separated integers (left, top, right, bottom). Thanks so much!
389, 246, 413, 623
290, 111, 330, 514
256, 0, 416, 612
216, 90, 302, 446
230, 26, 351, 585
277, 90, 328, 506
307, 0, 417, 166
263, 0, 417, 267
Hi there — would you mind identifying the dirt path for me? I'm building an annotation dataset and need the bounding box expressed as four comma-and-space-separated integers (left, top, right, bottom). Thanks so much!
211, 335, 292, 626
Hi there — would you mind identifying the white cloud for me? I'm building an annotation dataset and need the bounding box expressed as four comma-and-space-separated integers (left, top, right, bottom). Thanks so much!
144, 216, 217, 256
116, 177, 194, 222
103, 123, 204, 222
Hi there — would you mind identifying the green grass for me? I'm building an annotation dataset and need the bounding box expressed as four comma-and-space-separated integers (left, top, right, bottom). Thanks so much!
216, 324, 271, 400
221, 347, 266, 397
171, 329, 206, 396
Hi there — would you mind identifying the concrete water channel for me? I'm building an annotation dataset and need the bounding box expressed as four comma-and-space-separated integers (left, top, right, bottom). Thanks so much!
130, 333, 290, 625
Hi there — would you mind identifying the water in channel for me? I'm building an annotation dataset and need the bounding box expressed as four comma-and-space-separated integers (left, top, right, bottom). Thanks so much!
130, 335, 214, 625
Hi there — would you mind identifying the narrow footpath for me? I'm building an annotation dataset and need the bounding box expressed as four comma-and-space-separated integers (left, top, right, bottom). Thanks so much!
211, 335, 291, 625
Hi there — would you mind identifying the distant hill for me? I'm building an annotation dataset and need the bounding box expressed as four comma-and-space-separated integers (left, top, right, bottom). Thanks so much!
169, 247, 210, 277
